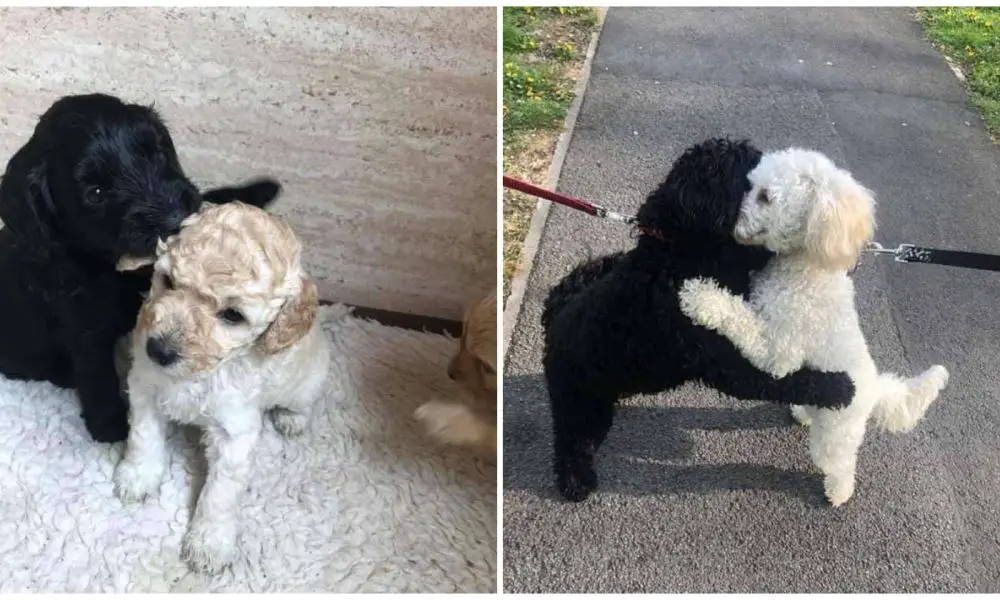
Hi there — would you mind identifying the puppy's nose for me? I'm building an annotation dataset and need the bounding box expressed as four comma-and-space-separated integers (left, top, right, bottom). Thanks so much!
146, 336, 179, 367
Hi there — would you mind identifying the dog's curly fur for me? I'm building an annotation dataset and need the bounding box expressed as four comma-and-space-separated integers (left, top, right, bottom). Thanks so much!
415, 289, 497, 459
0, 93, 280, 443
542, 138, 858, 503
114, 201, 330, 572
678, 148, 949, 506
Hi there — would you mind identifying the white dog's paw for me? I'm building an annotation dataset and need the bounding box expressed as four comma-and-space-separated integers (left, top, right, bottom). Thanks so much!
790, 404, 813, 427
270, 408, 309, 437
677, 277, 731, 330
414, 401, 486, 447
824, 475, 856, 507
925, 365, 950, 392
113, 458, 164, 504
181, 521, 238, 574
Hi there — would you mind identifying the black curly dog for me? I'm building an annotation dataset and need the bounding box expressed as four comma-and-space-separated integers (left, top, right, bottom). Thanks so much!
542, 138, 857, 502
0, 93, 281, 443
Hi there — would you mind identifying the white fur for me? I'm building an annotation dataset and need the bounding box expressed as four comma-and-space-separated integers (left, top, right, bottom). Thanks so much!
115, 323, 330, 571
678, 148, 949, 507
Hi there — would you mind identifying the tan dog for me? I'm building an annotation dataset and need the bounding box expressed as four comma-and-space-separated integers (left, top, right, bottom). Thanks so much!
113, 201, 331, 572
415, 289, 497, 459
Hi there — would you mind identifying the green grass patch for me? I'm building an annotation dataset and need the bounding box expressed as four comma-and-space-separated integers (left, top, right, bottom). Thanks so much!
502, 7, 599, 144
502, 7, 601, 300
920, 7, 1000, 138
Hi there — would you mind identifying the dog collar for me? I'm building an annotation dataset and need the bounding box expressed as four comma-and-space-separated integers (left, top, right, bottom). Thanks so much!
635, 226, 669, 243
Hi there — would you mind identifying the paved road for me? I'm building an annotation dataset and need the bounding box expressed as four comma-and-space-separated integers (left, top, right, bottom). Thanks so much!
503, 8, 1000, 593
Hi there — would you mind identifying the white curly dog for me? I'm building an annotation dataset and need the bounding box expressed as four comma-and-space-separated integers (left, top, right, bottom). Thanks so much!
678, 148, 949, 507
113, 202, 331, 572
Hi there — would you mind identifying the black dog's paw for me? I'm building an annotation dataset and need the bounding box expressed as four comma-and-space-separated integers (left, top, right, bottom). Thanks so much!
797, 370, 856, 410
824, 372, 856, 409
84, 410, 129, 443
557, 461, 598, 502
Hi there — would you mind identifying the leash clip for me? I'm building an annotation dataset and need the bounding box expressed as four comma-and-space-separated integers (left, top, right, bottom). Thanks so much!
866, 242, 915, 262
893, 243, 915, 263
865, 242, 898, 256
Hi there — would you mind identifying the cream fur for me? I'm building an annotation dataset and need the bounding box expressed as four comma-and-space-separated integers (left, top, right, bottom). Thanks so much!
415, 289, 496, 460
114, 202, 331, 572
679, 148, 949, 507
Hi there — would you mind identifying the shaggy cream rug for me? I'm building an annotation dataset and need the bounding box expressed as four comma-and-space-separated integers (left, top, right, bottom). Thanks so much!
0, 305, 496, 592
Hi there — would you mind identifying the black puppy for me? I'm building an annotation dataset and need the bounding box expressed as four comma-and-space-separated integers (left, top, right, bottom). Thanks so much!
542, 138, 856, 502
0, 93, 281, 443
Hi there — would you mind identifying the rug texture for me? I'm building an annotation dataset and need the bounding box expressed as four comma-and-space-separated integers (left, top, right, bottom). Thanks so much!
0, 305, 496, 592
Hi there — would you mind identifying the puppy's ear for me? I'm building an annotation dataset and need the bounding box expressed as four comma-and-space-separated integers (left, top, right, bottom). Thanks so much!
202, 178, 282, 210
804, 174, 876, 270
0, 142, 56, 247
467, 291, 497, 373
464, 291, 497, 395
256, 278, 319, 354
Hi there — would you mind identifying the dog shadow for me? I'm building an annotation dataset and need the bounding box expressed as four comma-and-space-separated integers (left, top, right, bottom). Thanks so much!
503, 374, 827, 508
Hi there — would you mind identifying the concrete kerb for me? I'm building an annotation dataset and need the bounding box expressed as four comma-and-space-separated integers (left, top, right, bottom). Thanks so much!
501, 7, 608, 359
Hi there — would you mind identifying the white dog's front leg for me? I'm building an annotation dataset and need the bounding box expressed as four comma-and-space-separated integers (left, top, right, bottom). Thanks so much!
678, 277, 798, 377
181, 414, 262, 573
114, 387, 168, 503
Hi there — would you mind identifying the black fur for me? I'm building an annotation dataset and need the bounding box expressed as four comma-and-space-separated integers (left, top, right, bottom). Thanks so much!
542, 138, 856, 502
0, 93, 282, 443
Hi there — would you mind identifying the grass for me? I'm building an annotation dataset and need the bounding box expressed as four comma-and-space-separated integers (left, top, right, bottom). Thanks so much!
920, 7, 1000, 138
502, 6, 601, 302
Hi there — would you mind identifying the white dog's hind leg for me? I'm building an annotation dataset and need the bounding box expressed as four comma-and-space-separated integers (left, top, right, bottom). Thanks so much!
871, 365, 949, 434
808, 406, 868, 507
270, 334, 330, 438
113, 389, 169, 503
269, 407, 310, 437
790, 404, 813, 427
269, 362, 327, 437
181, 416, 262, 573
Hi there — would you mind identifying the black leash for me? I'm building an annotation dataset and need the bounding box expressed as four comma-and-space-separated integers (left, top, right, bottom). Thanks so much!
865, 243, 1000, 272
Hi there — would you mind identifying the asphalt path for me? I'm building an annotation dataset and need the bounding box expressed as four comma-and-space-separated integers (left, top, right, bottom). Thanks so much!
503, 7, 1000, 593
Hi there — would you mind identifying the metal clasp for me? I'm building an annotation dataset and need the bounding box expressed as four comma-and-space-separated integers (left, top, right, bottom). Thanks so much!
864, 242, 899, 256
893, 243, 915, 263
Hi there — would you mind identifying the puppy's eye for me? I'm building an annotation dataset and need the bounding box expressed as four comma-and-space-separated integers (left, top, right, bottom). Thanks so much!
757, 190, 771, 204
86, 186, 106, 205
219, 308, 245, 325
161, 273, 174, 290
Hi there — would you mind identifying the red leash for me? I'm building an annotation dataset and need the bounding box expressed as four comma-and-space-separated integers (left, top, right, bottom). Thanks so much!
502, 175, 637, 225
502, 174, 673, 241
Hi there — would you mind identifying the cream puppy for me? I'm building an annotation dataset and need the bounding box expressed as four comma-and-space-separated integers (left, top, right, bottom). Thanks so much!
113, 202, 330, 572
